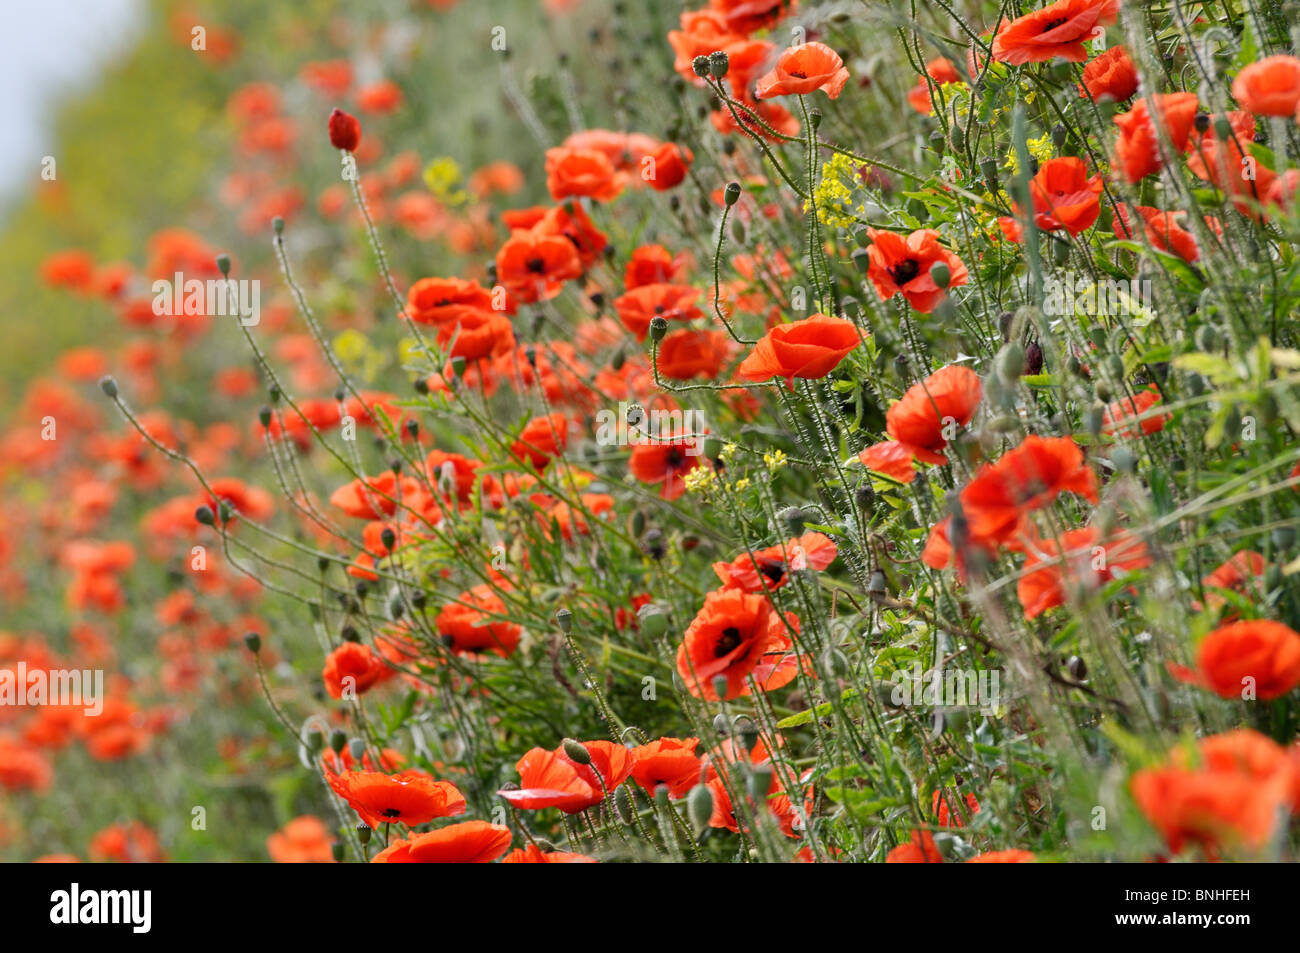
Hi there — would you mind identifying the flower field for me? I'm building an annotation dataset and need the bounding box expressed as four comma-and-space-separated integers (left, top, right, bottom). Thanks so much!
4, 0, 1300, 865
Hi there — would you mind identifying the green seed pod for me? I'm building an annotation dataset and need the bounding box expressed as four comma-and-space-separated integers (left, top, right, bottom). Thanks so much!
735, 717, 759, 751
1052, 238, 1071, 265
1051, 124, 1067, 149
243, 631, 261, 654
356, 825, 371, 846
329, 731, 347, 754
556, 607, 573, 632
216, 253, 231, 276
711, 675, 730, 700
331, 843, 345, 862
686, 784, 714, 834
997, 343, 1025, 384
1195, 325, 1219, 352
692, 55, 710, 78
1213, 116, 1233, 141
851, 246, 871, 273
648, 315, 669, 342
708, 50, 729, 78
724, 181, 742, 206
99, 375, 118, 398
930, 261, 951, 289
949, 123, 966, 153
929, 130, 947, 154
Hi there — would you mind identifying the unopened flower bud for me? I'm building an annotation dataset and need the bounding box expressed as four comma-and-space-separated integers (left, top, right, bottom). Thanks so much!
328, 107, 361, 151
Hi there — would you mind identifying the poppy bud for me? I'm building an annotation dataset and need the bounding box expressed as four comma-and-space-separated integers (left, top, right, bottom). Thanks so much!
929, 261, 951, 289
777, 505, 806, 535
1024, 341, 1044, 375
243, 631, 261, 654
712, 674, 730, 699
692, 55, 710, 77
272, 216, 284, 235
1084, 403, 1105, 435
649, 315, 669, 342
708, 50, 729, 78
686, 784, 714, 834
562, 738, 591, 765
329, 731, 347, 754
411, 590, 427, 611
854, 483, 875, 510
328, 107, 361, 151
195, 505, 215, 526
979, 156, 999, 187
1051, 124, 1067, 149
1213, 116, 1233, 141
348, 738, 367, 762
216, 253, 231, 276
997, 343, 1024, 384
735, 717, 759, 751
1194, 111, 1210, 134
929, 130, 946, 154
637, 604, 668, 637
331, 843, 345, 862
724, 181, 741, 206
450, 355, 467, 378
851, 246, 871, 272
268, 383, 282, 404
852, 225, 870, 247
556, 607, 573, 632
307, 730, 324, 753
948, 124, 965, 152
808, 108, 822, 130
746, 763, 773, 801
257, 405, 272, 429
653, 785, 671, 809
99, 375, 118, 398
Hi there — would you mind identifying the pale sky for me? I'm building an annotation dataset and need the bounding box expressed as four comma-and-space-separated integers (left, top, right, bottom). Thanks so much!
0, 0, 142, 206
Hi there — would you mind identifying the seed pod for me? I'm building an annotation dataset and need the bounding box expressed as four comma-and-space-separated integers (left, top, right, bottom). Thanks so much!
692, 55, 710, 77
708, 50, 729, 78
99, 375, 118, 398
556, 607, 573, 632
329, 731, 347, 754
649, 315, 669, 342
724, 181, 742, 206
930, 261, 951, 289
746, 763, 774, 801
637, 604, 668, 637
243, 632, 261, 654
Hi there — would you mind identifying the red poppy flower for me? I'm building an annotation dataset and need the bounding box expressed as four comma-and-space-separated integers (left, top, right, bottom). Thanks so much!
676, 587, 799, 701
1016, 527, 1150, 619
628, 432, 703, 501
858, 440, 919, 483
737, 313, 861, 388
435, 585, 522, 657
712, 531, 838, 592
496, 232, 583, 303
1100, 387, 1169, 437
614, 283, 703, 341
406, 276, 498, 327
327, 770, 466, 829
885, 830, 943, 863
544, 146, 625, 202
624, 244, 689, 288
267, 816, 336, 863
657, 328, 733, 380
883, 364, 983, 465
959, 436, 1100, 542
322, 641, 393, 699
708, 0, 796, 34
1200, 551, 1267, 609
1192, 619, 1300, 700
755, 42, 850, 100
629, 737, 702, 798
907, 58, 962, 114
1079, 45, 1138, 101
1232, 55, 1300, 117
1023, 157, 1103, 235
991, 0, 1120, 66
511, 413, 568, 470
647, 142, 693, 191
1131, 730, 1296, 856
1185, 111, 1277, 219
372, 821, 513, 863
498, 741, 634, 813
327, 107, 361, 151
501, 844, 598, 863
1112, 92, 1200, 183
865, 228, 969, 313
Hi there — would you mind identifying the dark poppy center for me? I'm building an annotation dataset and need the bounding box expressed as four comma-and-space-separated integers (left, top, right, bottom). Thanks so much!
525, 257, 547, 273
715, 626, 743, 657
665, 447, 684, 467
789, 69, 808, 79
382, 808, 402, 818
1041, 17, 1068, 31
889, 258, 920, 285
759, 560, 786, 584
